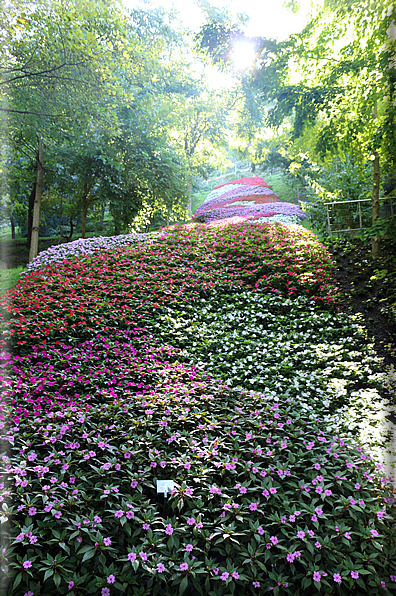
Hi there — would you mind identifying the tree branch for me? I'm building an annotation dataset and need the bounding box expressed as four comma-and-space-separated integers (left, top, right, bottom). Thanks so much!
0, 107, 69, 117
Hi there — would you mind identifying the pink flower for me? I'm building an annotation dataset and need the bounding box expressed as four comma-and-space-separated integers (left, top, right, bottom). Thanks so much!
165, 524, 173, 535
253, 581, 260, 587
157, 563, 165, 573
187, 517, 195, 525
351, 571, 359, 579
101, 589, 110, 596
115, 510, 124, 518
249, 502, 259, 511
103, 538, 111, 546
28, 507, 37, 516
139, 552, 147, 561
128, 552, 137, 562
221, 572, 229, 581
313, 571, 321, 582
107, 575, 115, 584
269, 487, 277, 494
257, 526, 264, 535
23, 560, 32, 569
270, 536, 278, 545
186, 544, 193, 552
180, 563, 188, 571
333, 573, 342, 583
297, 531, 305, 539
232, 571, 239, 579
370, 529, 379, 538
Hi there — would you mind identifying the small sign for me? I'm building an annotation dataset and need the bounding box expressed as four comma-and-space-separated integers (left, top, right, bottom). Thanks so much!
156, 480, 175, 496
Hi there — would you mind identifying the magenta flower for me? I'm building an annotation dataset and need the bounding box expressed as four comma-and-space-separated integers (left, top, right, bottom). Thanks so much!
187, 517, 195, 525
249, 502, 259, 511
103, 538, 111, 546
107, 575, 115, 584
186, 544, 193, 552
180, 563, 189, 571
313, 571, 321, 582
232, 571, 240, 579
157, 563, 165, 573
165, 524, 174, 535
23, 560, 32, 569
139, 552, 147, 561
221, 572, 229, 581
270, 536, 278, 545
128, 552, 136, 562
297, 531, 305, 539
333, 573, 342, 583
68, 581, 74, 590
351, 571, 359, 579
101, 589, 110, 596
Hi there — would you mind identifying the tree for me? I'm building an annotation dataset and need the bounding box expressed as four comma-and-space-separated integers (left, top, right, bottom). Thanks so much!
2, 0, 133, 258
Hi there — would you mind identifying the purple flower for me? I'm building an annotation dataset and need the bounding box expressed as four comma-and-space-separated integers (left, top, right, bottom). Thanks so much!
257, 526, 264, 535
186, 544, 193, 552
139, 552, 147, 561
187, 517, 195, 525
297, 531, 305, 539
180, 563, 189, 571
103, 537, 111, 546
253, 581, 260, 588
333, 573, 342, 583
232, 571, 240, 579
270, 536, 278, 545
370, 529, 379, 538
28, 507, 37, 516
165, 524, 174, 535
221, 572, 229, 581
128, 553, 136, 562
313, 571, 321, 582
23, 560, 32, 569
68, 582, 74, 590
249, 502, 259, 511
157, 563, 165, 573
101, 589, 110, 596
107, 575, 115, 584
351, 571, 359, 579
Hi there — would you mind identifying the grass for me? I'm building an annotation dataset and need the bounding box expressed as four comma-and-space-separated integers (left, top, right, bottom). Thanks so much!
0, 267, 24, 295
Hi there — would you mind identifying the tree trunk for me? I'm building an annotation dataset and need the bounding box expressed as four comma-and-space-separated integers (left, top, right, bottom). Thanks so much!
29, 140, 44, 262
10, 217, 15, 239
65, 217, 74, 241
99, 204, 105, 228
371, 151, 380, 258
81, 203, 88, 239
187, 181, 193, 218
27, 182, 36, 249
114, 225, 120, 235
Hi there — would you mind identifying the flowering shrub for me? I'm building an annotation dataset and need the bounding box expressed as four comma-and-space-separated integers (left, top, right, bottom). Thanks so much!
1, 218, 396, 595
193, 177, 305, 226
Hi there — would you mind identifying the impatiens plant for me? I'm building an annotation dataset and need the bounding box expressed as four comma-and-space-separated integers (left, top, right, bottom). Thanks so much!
1, 203, 395, 595
193, 176, 306, 225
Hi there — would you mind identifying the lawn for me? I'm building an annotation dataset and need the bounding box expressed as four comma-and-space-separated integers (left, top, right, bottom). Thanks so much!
1, 186, 396, 595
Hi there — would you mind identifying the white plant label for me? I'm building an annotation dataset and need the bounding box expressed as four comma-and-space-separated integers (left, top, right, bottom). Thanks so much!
156, 480, 174, 496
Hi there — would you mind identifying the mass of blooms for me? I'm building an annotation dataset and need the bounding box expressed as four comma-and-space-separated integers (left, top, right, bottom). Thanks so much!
0, 214, 395, 595
193, 176, 305, 225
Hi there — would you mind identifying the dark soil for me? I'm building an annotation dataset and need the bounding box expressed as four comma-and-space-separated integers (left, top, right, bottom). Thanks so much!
328, 237, 396, 370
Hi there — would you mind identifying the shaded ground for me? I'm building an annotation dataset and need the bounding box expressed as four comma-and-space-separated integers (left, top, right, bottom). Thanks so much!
328, 237, 396, 370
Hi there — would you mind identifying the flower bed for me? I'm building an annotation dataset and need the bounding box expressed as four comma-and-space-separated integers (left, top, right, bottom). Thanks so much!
1, 220, 395, 595
193, 177, 305, 226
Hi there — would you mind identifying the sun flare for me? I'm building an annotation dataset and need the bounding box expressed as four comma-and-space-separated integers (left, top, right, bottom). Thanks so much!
232, 42, 256, 70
